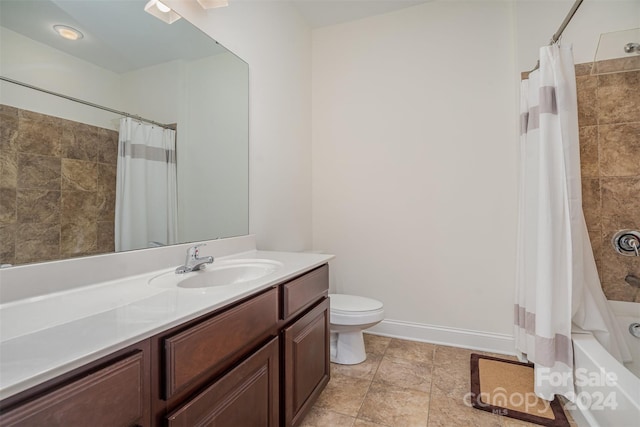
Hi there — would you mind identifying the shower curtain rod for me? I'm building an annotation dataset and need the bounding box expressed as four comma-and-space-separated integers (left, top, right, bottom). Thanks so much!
528, 0, 585, 73
0, 76, 173, 129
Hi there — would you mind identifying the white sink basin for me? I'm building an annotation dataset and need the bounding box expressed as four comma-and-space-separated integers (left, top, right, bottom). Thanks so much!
149, 259, 283, 289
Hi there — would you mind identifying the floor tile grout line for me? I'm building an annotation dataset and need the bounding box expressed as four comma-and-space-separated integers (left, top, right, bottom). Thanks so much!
353, 337, 391, 427
425, 345, 437, 427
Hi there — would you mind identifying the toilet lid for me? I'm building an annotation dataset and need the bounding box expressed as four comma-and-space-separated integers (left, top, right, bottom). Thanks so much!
329, 294, 383, 312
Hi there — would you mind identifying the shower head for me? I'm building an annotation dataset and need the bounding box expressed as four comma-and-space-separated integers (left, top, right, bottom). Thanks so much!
624, 42, 640, 54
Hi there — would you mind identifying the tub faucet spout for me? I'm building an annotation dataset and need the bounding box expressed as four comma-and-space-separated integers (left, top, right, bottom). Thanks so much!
176, 244, 214, 274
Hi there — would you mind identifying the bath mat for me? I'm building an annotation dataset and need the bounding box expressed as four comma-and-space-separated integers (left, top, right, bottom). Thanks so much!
469, 354, 569, 427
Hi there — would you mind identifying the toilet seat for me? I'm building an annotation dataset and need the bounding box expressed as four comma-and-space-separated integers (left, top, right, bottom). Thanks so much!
329, 294, 384, 326
329, 294, 383, 312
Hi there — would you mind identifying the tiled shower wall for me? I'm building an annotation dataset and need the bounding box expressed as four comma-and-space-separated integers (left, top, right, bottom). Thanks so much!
0, 105, 118, 265
576, 63, 640, 302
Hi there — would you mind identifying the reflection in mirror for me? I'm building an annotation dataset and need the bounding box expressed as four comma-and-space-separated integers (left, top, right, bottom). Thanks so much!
0, 0, 249, 267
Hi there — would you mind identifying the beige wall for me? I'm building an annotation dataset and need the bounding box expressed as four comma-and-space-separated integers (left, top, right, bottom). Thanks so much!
0, 105, 117, 265
577, 63, 640, 303
311, 1, 639, 346
311, 1, 519, 336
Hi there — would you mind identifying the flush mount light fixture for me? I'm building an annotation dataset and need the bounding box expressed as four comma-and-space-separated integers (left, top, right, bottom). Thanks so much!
144, 0, 181, 24
53, 25, 83, 41
196, 0, 229, 9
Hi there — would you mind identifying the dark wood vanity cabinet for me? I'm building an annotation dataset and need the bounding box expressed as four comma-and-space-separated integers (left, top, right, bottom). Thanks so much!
0, 342, 151, 427
166, 337, 280, 427
283, 298, 330, 427
0, 264, 330, 427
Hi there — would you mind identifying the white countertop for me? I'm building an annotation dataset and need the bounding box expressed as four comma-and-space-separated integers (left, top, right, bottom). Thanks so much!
0, 249, 334, 400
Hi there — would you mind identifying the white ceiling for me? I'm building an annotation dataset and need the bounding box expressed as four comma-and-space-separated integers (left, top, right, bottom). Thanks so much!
0, 0, 227, 74
0, 0, 431, 74
292, 0, 431, 28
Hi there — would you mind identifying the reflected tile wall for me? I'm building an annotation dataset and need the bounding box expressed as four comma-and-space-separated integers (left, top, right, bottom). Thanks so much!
0, 105, 118, 266
576, 63, 640, 302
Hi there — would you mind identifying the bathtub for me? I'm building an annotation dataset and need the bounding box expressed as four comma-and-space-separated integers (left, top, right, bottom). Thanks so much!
570, 301, 640, 427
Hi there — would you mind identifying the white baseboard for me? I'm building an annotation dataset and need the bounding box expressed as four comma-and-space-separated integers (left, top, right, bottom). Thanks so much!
366, 319, 516, 355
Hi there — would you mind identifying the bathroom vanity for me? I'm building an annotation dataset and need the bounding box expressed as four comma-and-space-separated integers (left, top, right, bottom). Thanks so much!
0, 246, 332, 427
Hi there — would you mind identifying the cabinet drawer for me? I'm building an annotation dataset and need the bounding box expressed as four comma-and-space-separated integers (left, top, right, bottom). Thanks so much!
281, 265, 328, 320
166, 337, 279, 427
164, 287, 278, 398
0, 352, 145, 427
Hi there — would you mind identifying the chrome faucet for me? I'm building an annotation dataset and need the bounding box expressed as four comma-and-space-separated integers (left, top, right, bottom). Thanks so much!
175, 244, 214, 274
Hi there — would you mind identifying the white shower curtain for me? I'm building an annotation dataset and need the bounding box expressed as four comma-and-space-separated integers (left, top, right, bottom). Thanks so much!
515, 44, 630, 401
115, 117, 178, 252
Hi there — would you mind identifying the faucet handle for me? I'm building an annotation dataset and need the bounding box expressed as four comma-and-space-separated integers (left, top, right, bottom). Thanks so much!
187, 243, 206, 259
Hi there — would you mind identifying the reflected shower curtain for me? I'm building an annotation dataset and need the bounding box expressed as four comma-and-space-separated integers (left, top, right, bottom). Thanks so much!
115, 117, 178, 252
515, 44, 630, 401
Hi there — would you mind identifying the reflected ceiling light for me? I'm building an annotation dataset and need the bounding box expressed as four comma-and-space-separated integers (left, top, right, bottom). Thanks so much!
144, 0, 182, 24
53, 25, 83, 41
196, 0, 229, 9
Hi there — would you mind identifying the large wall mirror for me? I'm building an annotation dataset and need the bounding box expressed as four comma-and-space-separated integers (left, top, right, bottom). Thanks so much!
0, 0, 249, 267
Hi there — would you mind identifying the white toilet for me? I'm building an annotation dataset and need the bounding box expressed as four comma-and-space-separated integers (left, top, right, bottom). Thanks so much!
329, 293, 385, 365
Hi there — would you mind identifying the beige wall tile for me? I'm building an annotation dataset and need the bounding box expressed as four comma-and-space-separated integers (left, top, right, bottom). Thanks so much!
61, 191, 98, 224
97, 221, 115, 253
97, 188, 116, 222
17, 153, 61, 190
61, 221, 97, 256
601, 177, 640, 231
62, 159, 98, 191
15, 223, 60, 263
0, 149, 18, 188
574, 62, 593, 77
581, 178, 601, 233
97, 163, 117, 191
97, 129, 119, 164
0, 188, 16, 223
602, 280, 637, 302
0, 105, 19, 152
599, 123, 640, 177
62, 122, 99, 161
579, 126, 599, 178
4, 107, 117, 265
597, 71, 640, 125
17, 110, 63, 157
16, 189, 60, 224
576, 75, 598, 127
0, 224, 16, 265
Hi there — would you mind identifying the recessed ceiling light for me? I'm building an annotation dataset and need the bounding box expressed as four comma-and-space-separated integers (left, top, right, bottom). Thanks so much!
196, 0, 229, 9
144, 0, 181, 24
155, 1, 171, 13
53, 25, 83, 41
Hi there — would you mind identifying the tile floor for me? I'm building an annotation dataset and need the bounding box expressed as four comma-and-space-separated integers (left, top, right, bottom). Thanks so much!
300, 334, 578, 427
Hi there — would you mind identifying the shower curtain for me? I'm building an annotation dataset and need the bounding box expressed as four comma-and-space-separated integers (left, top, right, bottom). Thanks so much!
514, 44, 630, 401
115, 117, 178, 252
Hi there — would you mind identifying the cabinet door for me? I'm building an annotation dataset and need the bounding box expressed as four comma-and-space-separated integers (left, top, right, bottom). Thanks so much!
164, 287, 278, 398
283, 298, 330, 427
166, 337, 279, 427
0, 352, 146, 427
